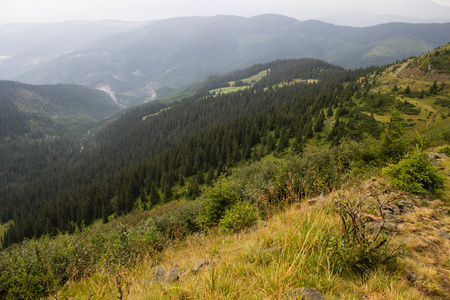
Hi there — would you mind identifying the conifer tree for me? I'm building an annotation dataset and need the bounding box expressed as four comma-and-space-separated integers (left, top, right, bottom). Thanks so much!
149, 182, 160, 207
102, 205, 109, 224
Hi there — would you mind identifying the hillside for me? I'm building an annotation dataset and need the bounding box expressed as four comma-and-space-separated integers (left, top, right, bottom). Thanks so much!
0, 80, 121, 137
358, 43, 450, 137
46, 165, 450, 299
2, 144, 449, 299
0, 48, 449, 298
11, 15, 450, 106
0, 81, 122, 232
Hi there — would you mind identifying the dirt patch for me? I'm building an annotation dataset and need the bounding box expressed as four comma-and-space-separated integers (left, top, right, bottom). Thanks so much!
401, 66, 450, 82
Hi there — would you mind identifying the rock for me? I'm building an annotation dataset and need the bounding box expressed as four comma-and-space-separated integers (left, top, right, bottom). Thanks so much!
406, 269, 416, 283
192, 260, 209, 274
437, 230, 450, 239
285, 287, 325, 299
153, 264, 179, 283
367, 221, 397, 234
396, 200, 406, 209
384, 221, 397, 231
166, 265, 179, 282
153, 266, 166, 282
428, 152, 448, 160
390, 205, 401, 215
381, 209, 393, 219
396, 200, 408, 213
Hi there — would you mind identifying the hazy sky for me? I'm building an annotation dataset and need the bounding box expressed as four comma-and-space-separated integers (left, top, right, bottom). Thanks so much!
1, 0, 449, 25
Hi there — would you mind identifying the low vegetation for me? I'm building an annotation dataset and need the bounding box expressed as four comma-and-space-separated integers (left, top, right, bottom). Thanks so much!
1, 134, 449, 298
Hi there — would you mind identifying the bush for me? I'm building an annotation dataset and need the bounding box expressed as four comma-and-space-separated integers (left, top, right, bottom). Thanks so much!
329, 188, 398, 273
201, 176, 238, 227
218, 201, 258, 233
437, 145, 450, 156
277, 148, 347, 199
383, 153, 445, 196
150, 200, 203, 240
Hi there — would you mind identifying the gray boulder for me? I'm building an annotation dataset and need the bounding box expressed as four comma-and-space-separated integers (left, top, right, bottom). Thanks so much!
153, 264, 179, 283
192, 260, 210, 274
437, 230, 450, 239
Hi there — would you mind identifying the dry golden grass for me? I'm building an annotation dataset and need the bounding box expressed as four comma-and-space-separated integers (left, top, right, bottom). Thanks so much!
49, 155, 450, 299
52, 178, 450, 299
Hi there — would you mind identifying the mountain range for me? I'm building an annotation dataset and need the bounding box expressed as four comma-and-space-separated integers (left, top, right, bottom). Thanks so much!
317, 0, 450, 26
1, 15, 449, 107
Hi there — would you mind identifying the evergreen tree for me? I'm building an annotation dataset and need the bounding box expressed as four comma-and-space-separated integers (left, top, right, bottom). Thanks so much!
276, 127, 289, 153
179, 174, 185, 187
149, 182, 160, 207
314, 110, 325, 132
292, 134, 304, 154
188, 179, 200, 199
102, 205, 109, 224
206, 168, 215, 186
267, 134, 276, 152
305, 123, 314, 139
164, 183, 172, 202
405, 85, 411, 95
429, 80, 438, 95
232, 138, 241, 163
327, 106, 333, 118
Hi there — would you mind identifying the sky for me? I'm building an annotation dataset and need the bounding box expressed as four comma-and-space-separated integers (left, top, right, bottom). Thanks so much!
1, 0, 449, 25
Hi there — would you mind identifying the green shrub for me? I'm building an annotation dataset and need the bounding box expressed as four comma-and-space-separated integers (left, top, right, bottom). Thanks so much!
150, 200, 203, 239
327, 236, 396, 273
218, 201, 258, 233
201, 176, 238, 227
143, 223, 165, 251
383, 153, 445, 196
101, 223, 143, 272
277, 148, 347, 199
437, 145, 450, 156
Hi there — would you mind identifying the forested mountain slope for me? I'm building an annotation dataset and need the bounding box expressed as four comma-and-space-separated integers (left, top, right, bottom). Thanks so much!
1, 45, 449, 249
0, 80, 122, 236
0, 59, 377, 246
0, 80, 121, 138
13, 15, 450, 106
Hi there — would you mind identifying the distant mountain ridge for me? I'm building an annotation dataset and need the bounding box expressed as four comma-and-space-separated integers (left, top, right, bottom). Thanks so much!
4, 15, 450, 106
318, 0, 450, 26
0, 21, 150, 79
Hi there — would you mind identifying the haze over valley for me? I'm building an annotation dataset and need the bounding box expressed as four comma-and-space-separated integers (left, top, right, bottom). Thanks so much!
1, 15, 449, 107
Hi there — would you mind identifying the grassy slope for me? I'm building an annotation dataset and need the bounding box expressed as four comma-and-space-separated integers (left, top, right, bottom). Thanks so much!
359, 44, 450, 139
55, 162, 450, 299
209, 69, 318, 95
